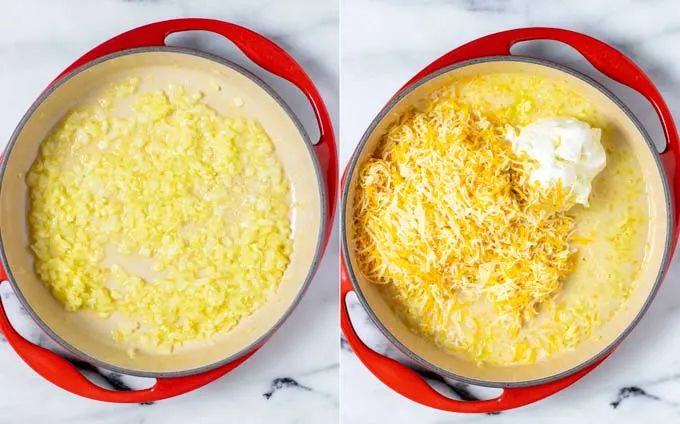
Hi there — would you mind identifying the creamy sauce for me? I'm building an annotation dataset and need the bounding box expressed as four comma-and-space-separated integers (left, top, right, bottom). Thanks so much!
27, 79, 294, 354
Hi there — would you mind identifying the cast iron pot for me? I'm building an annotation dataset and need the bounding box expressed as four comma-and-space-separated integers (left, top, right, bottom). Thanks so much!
341, 27, 679, 413
0, 18, 338, 403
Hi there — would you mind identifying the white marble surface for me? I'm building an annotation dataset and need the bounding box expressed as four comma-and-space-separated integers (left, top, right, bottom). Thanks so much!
0, 1, 338, 423
340, 0, 680, 422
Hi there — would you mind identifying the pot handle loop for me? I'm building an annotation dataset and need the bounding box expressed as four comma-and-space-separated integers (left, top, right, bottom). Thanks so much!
55, 18, 337, 245
403, 27, 679, 238
340, 257, 602, 412
0, 274, 254, 402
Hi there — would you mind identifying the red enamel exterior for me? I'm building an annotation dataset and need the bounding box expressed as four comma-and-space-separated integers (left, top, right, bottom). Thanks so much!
0, 19, 337, 403
341, 27, 680, 413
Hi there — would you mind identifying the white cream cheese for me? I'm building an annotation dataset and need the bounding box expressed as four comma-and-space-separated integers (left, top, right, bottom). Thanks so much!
506, 117, 606, 207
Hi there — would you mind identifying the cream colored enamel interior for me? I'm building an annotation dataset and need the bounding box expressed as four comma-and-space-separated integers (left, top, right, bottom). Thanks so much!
0, 51, 322, 373
345, 60, 668, 383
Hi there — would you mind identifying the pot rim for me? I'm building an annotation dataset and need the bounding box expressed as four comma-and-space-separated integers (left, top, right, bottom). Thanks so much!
340, 55, 673, 388
0, 45, 327, 378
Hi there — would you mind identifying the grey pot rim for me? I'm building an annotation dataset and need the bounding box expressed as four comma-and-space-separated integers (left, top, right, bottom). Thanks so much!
340, 55, 673, 389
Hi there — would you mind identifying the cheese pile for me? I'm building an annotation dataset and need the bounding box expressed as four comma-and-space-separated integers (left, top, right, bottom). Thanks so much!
354, 74, 646, 366
27, 79, 293, 353
354, 98, 576, 352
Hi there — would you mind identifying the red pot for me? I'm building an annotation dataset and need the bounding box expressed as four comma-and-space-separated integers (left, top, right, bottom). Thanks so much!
0, 19, 337, 403
341, 27, 680, 413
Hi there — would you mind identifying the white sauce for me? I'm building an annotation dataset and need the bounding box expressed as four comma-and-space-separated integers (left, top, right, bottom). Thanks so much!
506, 117, 606, 206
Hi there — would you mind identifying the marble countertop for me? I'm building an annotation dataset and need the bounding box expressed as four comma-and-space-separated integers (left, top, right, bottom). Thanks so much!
0, 1, 338, 423
340, 0, 680, 422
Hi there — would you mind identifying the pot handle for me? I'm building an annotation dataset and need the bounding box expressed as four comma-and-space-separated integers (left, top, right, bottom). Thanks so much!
0, 267, 253, 403
340, 257, 608, 413
401, 27, 680, 241
54, 18, 337, 246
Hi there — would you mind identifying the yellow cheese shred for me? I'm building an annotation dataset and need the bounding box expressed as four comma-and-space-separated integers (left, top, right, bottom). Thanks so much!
355, 95, 575, 338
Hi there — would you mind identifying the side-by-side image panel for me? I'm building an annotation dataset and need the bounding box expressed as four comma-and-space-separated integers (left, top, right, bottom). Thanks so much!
340, 0, 680, 423
0, 1, 338, 423
3, 0, 680, 423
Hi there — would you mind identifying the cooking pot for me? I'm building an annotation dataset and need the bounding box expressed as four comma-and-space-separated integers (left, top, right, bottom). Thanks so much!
0, 18, 337, 403
341, 27, 679, 413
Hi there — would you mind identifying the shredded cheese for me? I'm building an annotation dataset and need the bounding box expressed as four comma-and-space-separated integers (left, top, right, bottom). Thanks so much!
353, 74, 648, 366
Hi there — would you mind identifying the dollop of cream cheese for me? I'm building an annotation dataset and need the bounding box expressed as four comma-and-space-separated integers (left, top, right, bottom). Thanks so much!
506, 117, 606, 207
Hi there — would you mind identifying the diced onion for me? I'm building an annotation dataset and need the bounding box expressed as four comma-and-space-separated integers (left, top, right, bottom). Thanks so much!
27, 79, 293, 352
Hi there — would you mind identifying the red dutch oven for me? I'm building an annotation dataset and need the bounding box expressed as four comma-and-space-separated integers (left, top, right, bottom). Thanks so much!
341, 28, 680, 413
0, 19, 337, 402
